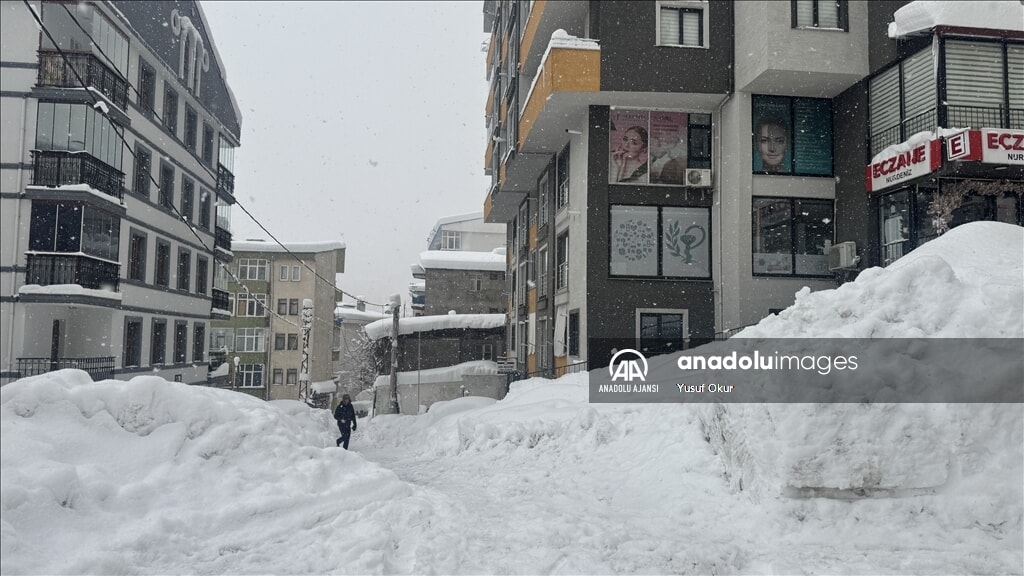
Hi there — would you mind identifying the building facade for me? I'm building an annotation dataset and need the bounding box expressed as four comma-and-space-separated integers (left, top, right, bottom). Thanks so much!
1, 0, 240, 385
482, 0, 1022, 375
210, 240, 345, 401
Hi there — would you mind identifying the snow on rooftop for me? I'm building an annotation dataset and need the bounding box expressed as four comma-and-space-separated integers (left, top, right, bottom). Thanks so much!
373, 360, 499, 387
888, 0, 1024, 38
28, 182, 124, 207
334, 307, 388, 323
364, 313, 505, 340
231, 239, 346, 253
419, 250, 506, 272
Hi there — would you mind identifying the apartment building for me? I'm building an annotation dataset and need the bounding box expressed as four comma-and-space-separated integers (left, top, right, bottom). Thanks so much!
482, 0, 1022, 374
1, 0, 240, 385
210, 240, 345, 401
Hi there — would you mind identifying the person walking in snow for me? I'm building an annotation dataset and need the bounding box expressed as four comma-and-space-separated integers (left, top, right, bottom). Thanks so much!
334, 394, 357, 449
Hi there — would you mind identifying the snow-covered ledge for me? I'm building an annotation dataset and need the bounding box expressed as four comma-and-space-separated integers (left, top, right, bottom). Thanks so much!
888, 0, 1024, 38
19, 284, 122, 301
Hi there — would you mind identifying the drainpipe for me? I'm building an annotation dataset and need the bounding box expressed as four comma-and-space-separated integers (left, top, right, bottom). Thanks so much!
6, 94, 30, 374
714, 91, 732, 337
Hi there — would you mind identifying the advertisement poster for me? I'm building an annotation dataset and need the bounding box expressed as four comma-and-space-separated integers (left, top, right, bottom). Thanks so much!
610, 205, 658, 276
752, 96, 793, 174
793, 99, 833, 175
609, 109, 651, 184
649, 111, 689, 185
662, 207, 710, 277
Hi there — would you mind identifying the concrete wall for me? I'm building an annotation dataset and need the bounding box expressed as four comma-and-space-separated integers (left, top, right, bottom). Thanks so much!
423, 268, 505, 315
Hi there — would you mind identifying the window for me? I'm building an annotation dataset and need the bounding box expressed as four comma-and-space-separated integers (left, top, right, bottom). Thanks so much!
173, 321, 188, 363
291, 265, 300, 281
139, 60, 156, 114
155, 239, 171, 287
752, 95, 833, 176
181, 177, 194, 222
237, 258, 268, 280
537, 319, 550, 369
211, 328, 233, 352
538, 172, 550, 226
277, 298, 288, 315
289, 298, 299, 315
752, 197, 834, 276
163, 86, 178, 136
657, 1, 707, 48
441, 230, 461, 250
279, 265, 289, 281
128, 231, 146, 282
868, 48, 936, 155
237, 364, 263, 387
288, 334, 299, 350
177, 249, 191, 291
793, 0, 847, 30
610, 109, 713, 184
34, 102, 123, 170
537, 246, 548, 298
568, 310, 579, 356
470, 274, 483, 292
28, 202, 120, 261
133, 146, 151, 198
556, 145, 570, 209
273, 369, 284, 385
124, 318, 142, 367
199, 189, 211, 230
481, 344, 494, 361
151, 319, 167, 365
192, 323, 205, 362
236, 293, 267, 317
286, 369, 298, 385
275, 333, 286, 350
609, 205, 711, 278
184, 106, 198, 152
159, 163, 175, 209
196, 257, 208, 295
202, 123, 214, 166
236, 328, 266, 353
638, 310, 688, 357
556, 231, 569, 290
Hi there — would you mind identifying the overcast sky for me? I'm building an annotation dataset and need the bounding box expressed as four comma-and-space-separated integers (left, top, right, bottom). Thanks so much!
200, 1, 492, 312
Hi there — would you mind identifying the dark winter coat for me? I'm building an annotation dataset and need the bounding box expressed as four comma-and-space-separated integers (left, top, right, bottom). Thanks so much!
334, 402, 357, 430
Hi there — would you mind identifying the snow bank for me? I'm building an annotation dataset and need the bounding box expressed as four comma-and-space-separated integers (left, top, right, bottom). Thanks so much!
888, 0, 1024, 38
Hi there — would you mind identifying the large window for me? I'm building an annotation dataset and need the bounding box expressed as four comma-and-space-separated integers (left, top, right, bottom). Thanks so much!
163, 86, 178, 136
199, 189, 211, 230
202, 124, 215, 166
556, 231, 569, 290
29, 202, 120, 261
128, 231, 146, 282
181, 177, 195, 222
288, 334, 299, 350
752, 96, 833, 176
40, 3, 128, 74
236, 293, 267, 317
637, 310, 688, 357
609, 205, 710, 278
133, 146, 151, 198
945, 40, 1024, 130
155, 239, 171, 287
237, 364, 263, 388
538, 172, 550, 227
657, 1, 708, 48
274, 333, 286, 351
159, 163, 175, 209
139, 60, 155, 114
173, 321, 188, 364
35, 102, 123, 170
124, 318, 142, 367
237, 259, 268, 280
184, 106, 198, 152
792, 0, 847, 30
868, 48, 936, 155
236, 328, 266, 353
752, 197, 834, 277
211, 328, 234, 352
176, 249, 191, 291
568, 310, 580, 357
195, 256, 208, 295
556, 145, 570, 210
151, 319, 166, 365
441, 230, 461, 250
286, 369, 298, 386
609, 109, 712, 185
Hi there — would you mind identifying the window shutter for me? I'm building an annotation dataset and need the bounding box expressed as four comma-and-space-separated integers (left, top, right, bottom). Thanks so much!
659, 8, 680, 45
869, 66, 901, 136
817, 0, 840, 28
795, 0, 813, 27
902, 48, 936, 122
945, 41, 1004, 109
681, 11, 701, 46
1008, 44, 1024, 112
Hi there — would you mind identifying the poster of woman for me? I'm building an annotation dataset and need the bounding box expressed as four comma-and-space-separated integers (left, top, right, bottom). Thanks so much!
752, 96, 792, 174
609, 109, 651, 184
649, 111, 689, 185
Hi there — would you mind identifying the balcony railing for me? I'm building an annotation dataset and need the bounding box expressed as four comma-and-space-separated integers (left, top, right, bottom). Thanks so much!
215, 225, 232, 252
17, 356, 115, 381
217, 164, 235, 198
37, 51, 128, 110
32, 150, 125, 201
26, 253, 120, 291
946, 104, 1006, 130
872, 105, 1024, 156
212, 288, 231, 312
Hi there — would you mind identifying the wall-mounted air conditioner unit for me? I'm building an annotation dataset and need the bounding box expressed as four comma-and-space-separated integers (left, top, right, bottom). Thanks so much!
828, 241, 860, 271
685, 169, 712, 187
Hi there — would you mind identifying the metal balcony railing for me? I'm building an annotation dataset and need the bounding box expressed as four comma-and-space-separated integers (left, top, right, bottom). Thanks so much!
31, 150, 124, 200
217, 163, 235, 198
214, 225, 232, 252
212, 288, 231, 312
37, 51, 128, 110
17, 356, 115, 381
946, 104, 1006, 130
25, 253, 120, 291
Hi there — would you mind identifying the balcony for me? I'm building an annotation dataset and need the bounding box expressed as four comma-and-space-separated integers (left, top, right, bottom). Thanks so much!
31, 150, 124, 201
37, 51, 128, 110
17, 356, 115, 381
212, 288, 231, 316
217, 163, 235, 200
215, 225, 233, 254
25, 253, 120, 291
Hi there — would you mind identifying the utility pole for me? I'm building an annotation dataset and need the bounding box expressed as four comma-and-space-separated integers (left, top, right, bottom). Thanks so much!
299, 298, 313, 405
388, 294, 401, 414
